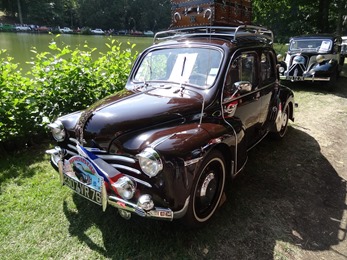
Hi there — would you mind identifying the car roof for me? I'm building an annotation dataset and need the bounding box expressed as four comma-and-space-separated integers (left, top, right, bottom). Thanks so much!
290, 34, 340, 41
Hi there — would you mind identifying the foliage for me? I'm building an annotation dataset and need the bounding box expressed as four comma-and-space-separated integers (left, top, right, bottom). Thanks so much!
252, 0, 347, 41
0, 36, 137, 145
1, 0, 345, 38
0, 50, 34, 143
0, 0, 171, 31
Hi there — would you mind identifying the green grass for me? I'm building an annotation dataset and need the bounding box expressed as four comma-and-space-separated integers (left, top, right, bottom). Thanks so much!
0, 144, 231, 259
0, 142, 295, 260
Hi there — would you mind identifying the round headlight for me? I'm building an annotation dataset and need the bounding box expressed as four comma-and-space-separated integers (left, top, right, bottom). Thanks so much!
293, 55, 305, 64
316, 54, 325, 63
279, 67, 285, 73
48, 120, 66, 142
136, 148, 163, 177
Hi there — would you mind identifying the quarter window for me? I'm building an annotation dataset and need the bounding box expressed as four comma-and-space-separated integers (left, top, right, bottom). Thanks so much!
260, 51, 275, 84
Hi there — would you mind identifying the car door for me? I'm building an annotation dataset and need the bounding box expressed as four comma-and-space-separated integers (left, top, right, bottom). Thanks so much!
258, 49, 278, 127
222, 51, 261, 171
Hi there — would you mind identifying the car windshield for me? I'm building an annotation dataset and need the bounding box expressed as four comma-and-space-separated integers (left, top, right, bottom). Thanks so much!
133, 47, 222, 89
289, 39, 333, 53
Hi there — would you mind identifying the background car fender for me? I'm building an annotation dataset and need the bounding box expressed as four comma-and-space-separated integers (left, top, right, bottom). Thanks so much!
310, 58, 338, 74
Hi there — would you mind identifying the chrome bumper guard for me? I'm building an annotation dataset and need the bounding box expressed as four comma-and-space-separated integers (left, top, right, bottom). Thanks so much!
46, 147, 189, 221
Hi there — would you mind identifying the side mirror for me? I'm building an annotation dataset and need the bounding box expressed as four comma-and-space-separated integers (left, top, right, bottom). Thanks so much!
233, 81, 252, 94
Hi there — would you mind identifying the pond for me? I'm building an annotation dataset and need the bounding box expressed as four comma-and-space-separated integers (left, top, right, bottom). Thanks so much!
0, 32, 153, 71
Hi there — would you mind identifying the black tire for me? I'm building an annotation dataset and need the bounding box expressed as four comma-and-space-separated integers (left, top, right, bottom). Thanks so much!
270, 104, 289, 140
326, 70, 337, 92
183, 150, 226, 228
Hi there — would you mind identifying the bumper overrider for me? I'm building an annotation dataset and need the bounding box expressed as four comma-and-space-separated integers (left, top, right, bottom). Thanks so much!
46, 145, 189, 221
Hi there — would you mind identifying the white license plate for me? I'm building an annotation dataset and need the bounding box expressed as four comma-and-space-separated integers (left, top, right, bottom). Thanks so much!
59, 155, 106, 208
63, 172, 103, 205
289, 76, 304, 81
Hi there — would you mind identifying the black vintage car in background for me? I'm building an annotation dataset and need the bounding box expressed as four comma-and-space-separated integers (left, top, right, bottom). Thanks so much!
279, 34, 344, 90
46, 25, 295, 227
342, 36, 347, 58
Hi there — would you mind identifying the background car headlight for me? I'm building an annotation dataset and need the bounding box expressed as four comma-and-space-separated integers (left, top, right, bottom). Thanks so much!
48, 120, 66, 142
136, 148, 163, 177
316, 54, 325, 63
293, 55, 305, 64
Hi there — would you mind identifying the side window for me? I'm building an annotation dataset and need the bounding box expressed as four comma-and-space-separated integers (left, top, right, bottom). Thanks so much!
224, 52, 258, 100
260, 51, 276, 84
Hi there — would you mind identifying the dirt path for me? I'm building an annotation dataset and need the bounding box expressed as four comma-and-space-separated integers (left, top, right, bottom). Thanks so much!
212, 68, 347, 259
287, 68, 347, 259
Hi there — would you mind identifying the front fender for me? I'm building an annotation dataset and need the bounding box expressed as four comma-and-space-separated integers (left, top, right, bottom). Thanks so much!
310, 59, 337, 75
122, 122, 232, 159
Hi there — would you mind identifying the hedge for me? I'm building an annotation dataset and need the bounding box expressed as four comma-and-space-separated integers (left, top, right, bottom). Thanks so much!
0, 35, 138, 153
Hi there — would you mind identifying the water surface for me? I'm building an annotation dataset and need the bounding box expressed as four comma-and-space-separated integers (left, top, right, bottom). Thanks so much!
0, 32, 153, 71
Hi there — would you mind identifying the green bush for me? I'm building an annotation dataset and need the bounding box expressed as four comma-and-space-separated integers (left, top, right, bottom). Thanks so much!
0, 36, 138, 148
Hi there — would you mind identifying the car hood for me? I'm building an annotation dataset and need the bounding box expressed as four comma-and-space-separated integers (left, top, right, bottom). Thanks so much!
74, 88, 204, 146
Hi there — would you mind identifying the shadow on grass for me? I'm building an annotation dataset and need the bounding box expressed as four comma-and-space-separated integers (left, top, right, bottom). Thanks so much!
0, 141, 52, 188
63, 126, 347, 259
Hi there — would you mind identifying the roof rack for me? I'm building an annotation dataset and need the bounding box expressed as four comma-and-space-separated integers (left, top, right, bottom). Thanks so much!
153, 25, 274, 44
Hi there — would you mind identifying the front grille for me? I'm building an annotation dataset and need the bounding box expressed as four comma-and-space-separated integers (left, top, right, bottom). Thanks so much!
65, 138, 152, 188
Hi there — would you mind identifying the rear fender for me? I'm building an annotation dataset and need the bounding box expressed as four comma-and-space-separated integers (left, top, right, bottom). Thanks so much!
269, 86, 295, 132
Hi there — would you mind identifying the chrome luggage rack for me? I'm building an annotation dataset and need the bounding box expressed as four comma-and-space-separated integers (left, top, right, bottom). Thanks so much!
153, 25, 274, 44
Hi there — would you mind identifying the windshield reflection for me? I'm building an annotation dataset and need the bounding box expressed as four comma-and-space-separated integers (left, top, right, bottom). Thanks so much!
133, 47, 222, 89
290, 39, 332, 53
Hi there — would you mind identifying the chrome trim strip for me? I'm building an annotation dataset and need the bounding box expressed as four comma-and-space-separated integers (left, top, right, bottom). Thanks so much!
184, 157, 203, 166
66, 150, 78, 156
234, 156, 248, 177
128, 177, 152, 188
304, 77, 330, 81
280, 75, 330, 82
247, 131, 269, 151
111, 164, 141, 175
85, 147, 107, 153
46, 149, 59, 155
173, 196, 190, 219
108, 195, 173, 221
67, 144, 78, 152
98, 154, 136, 163
69, 138, 79, 144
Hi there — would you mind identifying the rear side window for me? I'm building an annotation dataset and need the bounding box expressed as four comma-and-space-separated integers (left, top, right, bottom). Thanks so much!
260, 51, 276, 84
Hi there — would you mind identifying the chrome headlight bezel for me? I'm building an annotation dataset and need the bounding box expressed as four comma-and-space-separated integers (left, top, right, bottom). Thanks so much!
48, 120, 66, 142
136, 147, 163, 178
112, 176, 136, 200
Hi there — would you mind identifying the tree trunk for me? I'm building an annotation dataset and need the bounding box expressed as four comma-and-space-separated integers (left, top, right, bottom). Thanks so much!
17, 0, 23, 24
318, 0, 329, 33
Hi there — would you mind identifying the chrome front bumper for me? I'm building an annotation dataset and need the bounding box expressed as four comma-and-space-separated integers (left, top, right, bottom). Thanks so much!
280, 75, 330, 82
46, 147, 189, 221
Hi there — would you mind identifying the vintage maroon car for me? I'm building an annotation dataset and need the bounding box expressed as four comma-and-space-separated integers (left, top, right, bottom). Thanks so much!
47, 25, 295, 227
